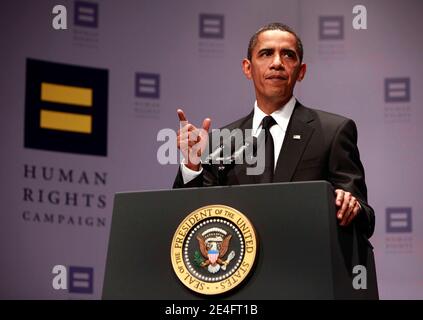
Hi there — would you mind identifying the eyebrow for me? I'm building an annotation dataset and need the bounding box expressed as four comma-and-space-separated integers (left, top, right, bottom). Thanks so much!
257, 48, 274, 55
257, 47, 298, 57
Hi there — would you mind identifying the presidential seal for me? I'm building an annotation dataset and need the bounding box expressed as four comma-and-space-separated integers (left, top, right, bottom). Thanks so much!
170, 205, 257, 295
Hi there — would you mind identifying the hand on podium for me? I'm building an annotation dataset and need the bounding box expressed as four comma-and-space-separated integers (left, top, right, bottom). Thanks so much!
335, 189, 361, 226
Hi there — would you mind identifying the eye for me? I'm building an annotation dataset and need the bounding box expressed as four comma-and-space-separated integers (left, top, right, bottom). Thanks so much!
283, 50, 296, 59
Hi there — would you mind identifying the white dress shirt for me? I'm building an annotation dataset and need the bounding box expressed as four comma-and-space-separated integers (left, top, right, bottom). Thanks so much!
181, 96, 297, 184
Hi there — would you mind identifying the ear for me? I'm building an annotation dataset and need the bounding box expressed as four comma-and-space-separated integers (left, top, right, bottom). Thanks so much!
242, 58, 252, 80
297, 63, 306, 82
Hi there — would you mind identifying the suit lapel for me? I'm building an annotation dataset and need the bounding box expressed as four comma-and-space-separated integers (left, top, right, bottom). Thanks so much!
273, 102, 315, 182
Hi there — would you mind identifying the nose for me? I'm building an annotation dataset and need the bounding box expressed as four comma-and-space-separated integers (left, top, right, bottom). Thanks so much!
270, 54, 284, 70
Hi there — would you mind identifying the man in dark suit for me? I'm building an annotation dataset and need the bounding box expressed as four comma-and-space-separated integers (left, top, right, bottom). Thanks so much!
173, 23, 375, 239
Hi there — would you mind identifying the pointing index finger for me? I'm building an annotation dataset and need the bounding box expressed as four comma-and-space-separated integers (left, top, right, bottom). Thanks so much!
202, 118, 211, 132
177, 109, 187, 122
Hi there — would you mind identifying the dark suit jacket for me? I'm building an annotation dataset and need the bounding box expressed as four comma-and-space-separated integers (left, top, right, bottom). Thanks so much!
173, 101, 375, 238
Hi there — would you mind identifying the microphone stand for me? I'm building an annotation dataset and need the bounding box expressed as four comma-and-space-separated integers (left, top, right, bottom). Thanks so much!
216, 160, 235, 186
203, 144, 234, 186
204, 142, 253, 186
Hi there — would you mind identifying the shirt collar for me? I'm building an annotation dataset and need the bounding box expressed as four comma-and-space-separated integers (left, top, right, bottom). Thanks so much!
252, 96, 297, 136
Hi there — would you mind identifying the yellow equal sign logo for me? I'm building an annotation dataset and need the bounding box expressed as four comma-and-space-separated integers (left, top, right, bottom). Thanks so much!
40, 83, 93, 134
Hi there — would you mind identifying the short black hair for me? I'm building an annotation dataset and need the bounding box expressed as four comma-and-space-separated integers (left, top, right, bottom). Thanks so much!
247, 22, 304, 63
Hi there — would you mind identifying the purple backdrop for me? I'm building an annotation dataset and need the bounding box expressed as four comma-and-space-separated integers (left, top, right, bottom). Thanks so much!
1, 0, 422, 299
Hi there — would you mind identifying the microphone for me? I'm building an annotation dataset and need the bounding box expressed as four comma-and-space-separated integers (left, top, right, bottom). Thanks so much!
228, 139, 255, 163
205, 130, 256, 164
203, 129, 244, 165
203, 144, 226, 164
202, 131, 256, 185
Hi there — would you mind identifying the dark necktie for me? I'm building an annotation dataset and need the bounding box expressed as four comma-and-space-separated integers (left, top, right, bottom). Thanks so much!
259, 116, 276, 183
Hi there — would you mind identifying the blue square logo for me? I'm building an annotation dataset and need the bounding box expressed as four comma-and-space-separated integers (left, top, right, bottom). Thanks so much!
384, 78, 410, 103
68, 266, 94, 294
199, 14, 224, 39
386, 207, 412, 233
135, 73, 160, 99
319, 16, 344, 40
74, 1, 98, 28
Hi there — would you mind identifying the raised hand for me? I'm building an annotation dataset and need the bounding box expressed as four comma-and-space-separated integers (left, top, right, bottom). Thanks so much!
177, 109, 211, 171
